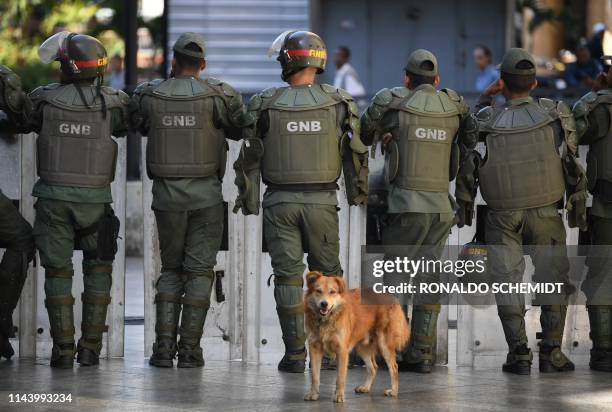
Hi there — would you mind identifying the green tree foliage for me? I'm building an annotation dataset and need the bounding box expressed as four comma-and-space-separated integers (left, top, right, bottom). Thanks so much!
0, 0, 100, 91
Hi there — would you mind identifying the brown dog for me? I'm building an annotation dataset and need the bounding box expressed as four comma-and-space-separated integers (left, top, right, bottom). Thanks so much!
303, 272, 409, 403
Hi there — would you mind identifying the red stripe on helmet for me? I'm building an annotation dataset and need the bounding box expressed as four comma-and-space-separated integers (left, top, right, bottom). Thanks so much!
286, 49, 327, 59
73, 57, 108, 68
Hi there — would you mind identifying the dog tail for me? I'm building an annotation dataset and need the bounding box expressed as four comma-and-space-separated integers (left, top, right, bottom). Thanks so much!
392, 304, 410, 350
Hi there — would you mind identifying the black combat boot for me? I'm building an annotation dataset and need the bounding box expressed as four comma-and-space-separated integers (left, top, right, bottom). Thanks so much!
587, 306, 612, 372
502, 344, 532, 375
149, 293, 181, 368
177, 294, 209, 368
539, 345, 574, 373
0, 309, 15, 360
398, 305, 439, 373
274, 276, 307, 374
149, 338, 178, 368
538, 305, 574, 373
50, 343, 76, 369
45, 292, 76, 369
77, 268, 112, 367
278, 348, 307, 373
0, 334, 14, 360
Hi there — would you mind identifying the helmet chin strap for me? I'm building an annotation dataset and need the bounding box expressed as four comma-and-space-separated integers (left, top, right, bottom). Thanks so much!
96, 73, 107, 120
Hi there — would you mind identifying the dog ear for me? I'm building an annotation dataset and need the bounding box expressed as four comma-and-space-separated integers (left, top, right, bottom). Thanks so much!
333, 276, 346, 294
306, 271, 322, 288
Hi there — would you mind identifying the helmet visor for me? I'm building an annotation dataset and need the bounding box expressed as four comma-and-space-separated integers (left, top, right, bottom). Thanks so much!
38, 31, 71, 64
267, 30, 294, 58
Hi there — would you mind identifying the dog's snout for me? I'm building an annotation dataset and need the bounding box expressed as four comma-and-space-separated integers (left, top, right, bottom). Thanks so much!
320, 300, 328, 308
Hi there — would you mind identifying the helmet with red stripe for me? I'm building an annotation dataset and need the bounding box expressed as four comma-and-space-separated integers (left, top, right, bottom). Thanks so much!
39, 32, 108, 80
269, 31, 327, 82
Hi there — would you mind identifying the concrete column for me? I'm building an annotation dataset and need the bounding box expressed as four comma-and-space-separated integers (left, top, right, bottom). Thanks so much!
529, 0, 565, 59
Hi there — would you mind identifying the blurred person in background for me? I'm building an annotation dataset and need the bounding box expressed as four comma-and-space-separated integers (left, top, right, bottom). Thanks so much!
109, 55, 125, 91
589, 23, 606, 62
474, 45, 498, 92
565, 44, 603, 89
333, 46, 365, 98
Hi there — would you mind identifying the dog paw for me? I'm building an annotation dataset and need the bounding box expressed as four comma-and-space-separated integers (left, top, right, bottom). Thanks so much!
334, 392, 345, 403
354, 385, 370, 394
383, 389, 398, 397
304, 391, 319, 401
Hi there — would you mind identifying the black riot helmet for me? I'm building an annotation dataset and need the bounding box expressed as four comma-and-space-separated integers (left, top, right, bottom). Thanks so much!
39, 32, 110, 115
269, 30, 327, 82
39, 32, 108, 80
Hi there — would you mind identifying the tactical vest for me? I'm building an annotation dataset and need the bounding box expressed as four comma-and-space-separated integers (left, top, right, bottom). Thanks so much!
384, 86, 461, 192
145, 77, 226, 179
585, 91, 612, 201
479, 100, 565, 210
261, 85, 342, 188
36, 83, 124, 188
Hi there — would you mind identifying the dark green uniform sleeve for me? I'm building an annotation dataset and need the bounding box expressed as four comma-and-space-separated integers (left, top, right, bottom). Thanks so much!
110, 91, 131, 138
360, 88, 393, 147
446, 89, 479, 227
232, 93, 263, 215
130, 81, 155, 136
212, 81, 248, 141
337, 88, 369, 205
573, 91, 610, 145
555, 100, 587, 230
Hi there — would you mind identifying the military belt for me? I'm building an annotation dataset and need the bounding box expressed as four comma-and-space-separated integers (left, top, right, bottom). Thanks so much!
266, 183, 338, 192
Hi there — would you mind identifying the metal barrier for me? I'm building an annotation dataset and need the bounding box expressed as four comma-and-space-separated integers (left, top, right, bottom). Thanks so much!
2, 133, 127, 359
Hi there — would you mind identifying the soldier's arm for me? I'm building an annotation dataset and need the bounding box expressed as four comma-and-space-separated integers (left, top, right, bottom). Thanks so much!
0, 65, 33, 133
573, 93, 610, 146
454, 129, 480, 227
336, 88, 369, 205
554, 100, 588, 230
232, 93, 264, 215
17, 89, 45, 134
454, 107, 486, 227
213, 85, 248, 141
130, 82, 156, 136
108, 90, 131, 138
360, 88, 393, 146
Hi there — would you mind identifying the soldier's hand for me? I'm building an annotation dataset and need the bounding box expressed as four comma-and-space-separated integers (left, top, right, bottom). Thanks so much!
382, 132, 393, 147
593, 72, 608, 92
456, 200, 474, 228
380, 132, 394, 154
483, 79, 503, 97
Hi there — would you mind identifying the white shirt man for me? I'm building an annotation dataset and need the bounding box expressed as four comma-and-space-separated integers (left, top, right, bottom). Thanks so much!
333, 47, 366, 97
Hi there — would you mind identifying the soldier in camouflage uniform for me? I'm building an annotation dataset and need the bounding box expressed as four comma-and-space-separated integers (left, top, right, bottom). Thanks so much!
233, 31, 369, 373
360, 49, 478, 373
461, 48, 587, 375
9, 32, 130, 368
0, 66, 36, 360
573, 60, 612, 372
131, 33, 247, 368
